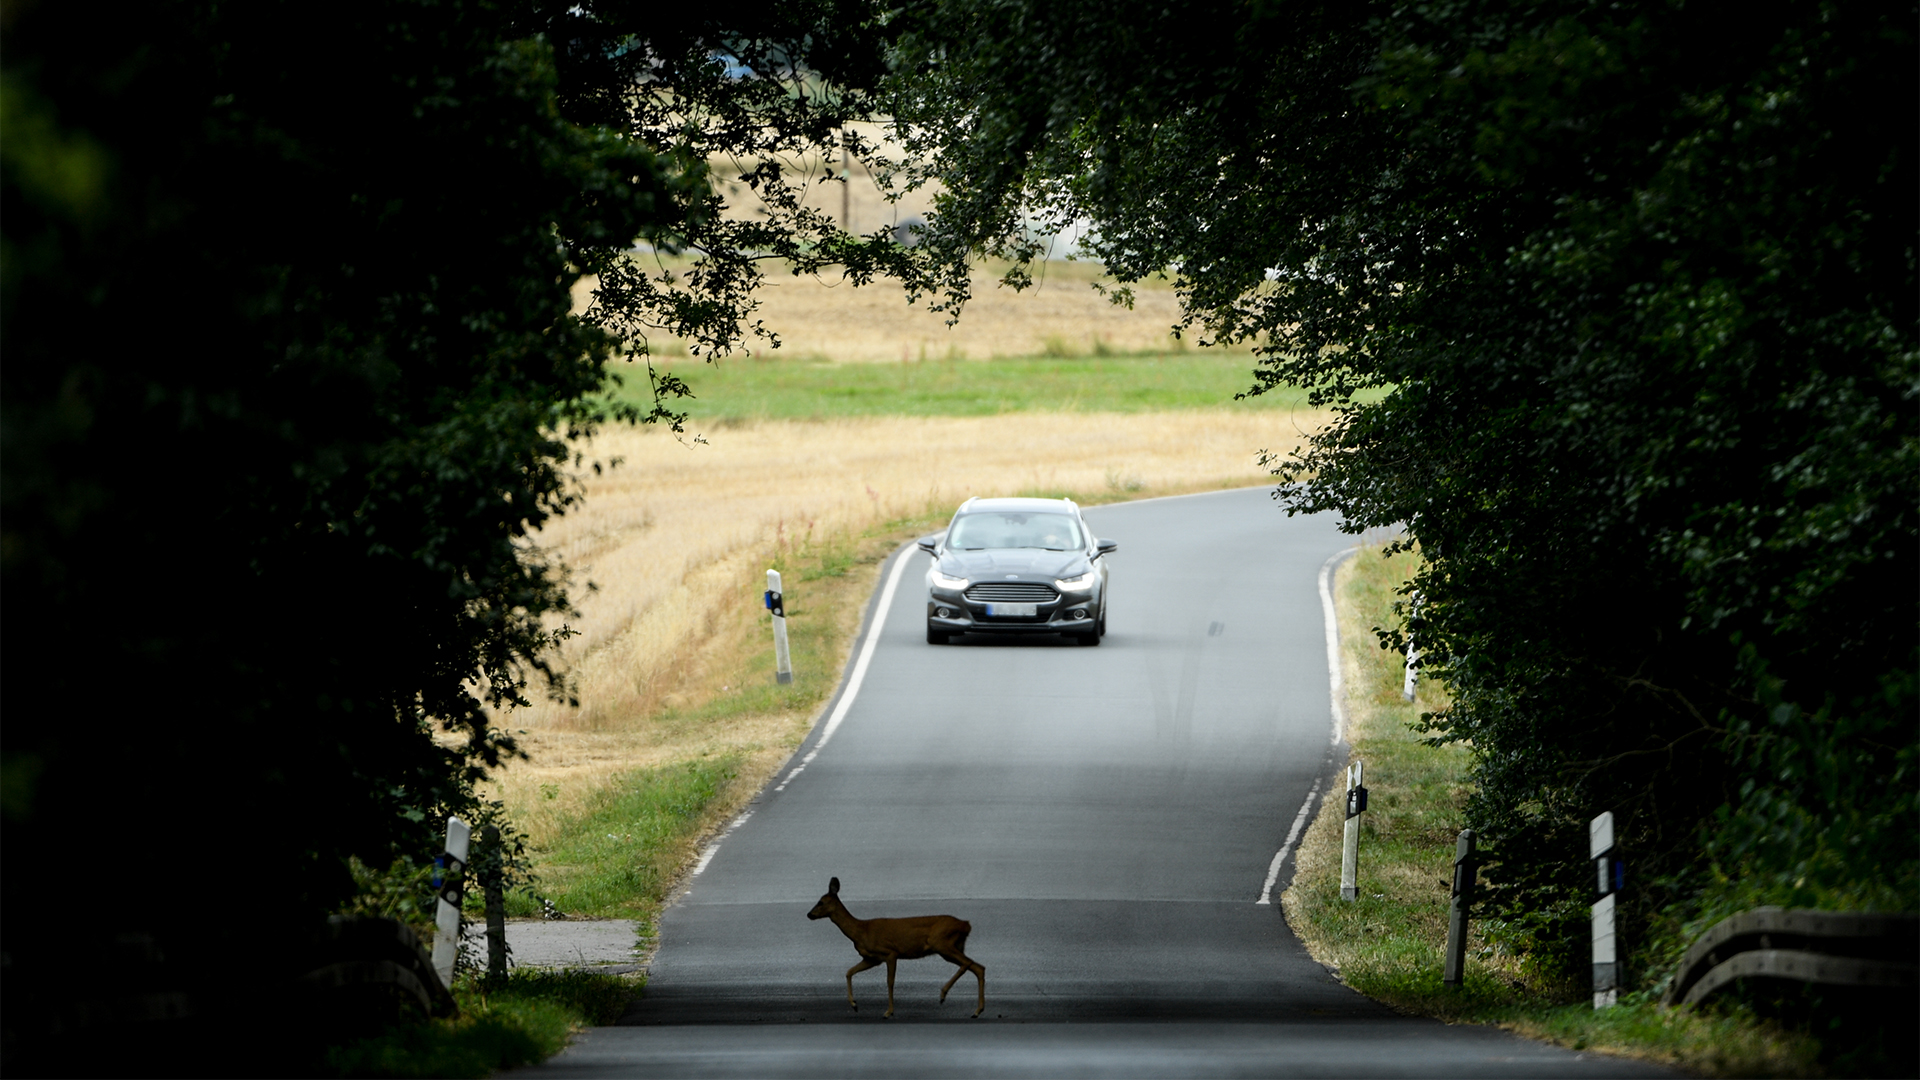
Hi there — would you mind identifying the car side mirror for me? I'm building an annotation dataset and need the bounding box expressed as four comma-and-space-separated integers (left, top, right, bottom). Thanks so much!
917, 535, 940, 555
1096, 539, 1118, 555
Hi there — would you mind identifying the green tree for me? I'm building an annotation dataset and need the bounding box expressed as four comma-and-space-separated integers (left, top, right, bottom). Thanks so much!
885, 0, 1916, 973
1, 0, 892, 1062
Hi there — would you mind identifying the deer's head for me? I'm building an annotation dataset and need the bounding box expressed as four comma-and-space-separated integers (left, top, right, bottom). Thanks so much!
806, 876, 843, 920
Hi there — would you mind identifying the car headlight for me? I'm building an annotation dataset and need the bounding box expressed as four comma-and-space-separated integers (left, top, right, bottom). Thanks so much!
929, 570, 970, 590
1055, 570, 1098, 591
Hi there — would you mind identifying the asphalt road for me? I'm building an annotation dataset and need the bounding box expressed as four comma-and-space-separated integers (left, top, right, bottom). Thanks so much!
512, 487, 1670, 1078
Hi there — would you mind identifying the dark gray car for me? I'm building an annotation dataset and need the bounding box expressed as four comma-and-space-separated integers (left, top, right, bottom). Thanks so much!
919, 496, 1117, 645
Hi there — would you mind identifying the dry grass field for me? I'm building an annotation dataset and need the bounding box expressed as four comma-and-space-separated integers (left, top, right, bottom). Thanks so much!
582, 261, 1195, 364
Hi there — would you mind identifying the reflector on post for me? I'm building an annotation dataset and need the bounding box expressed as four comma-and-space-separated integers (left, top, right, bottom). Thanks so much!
767, 568, 793, 684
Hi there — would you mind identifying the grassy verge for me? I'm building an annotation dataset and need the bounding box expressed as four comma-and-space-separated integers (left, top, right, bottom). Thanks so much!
320, 970, 635, 1078
523, 754, 748, 920
1281, 544, 1823, 1078
614, 351, 1383, 419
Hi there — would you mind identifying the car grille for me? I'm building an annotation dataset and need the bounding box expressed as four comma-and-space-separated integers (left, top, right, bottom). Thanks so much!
964, 582, 1058, 603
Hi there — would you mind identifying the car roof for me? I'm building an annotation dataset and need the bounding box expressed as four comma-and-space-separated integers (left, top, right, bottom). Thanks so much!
955, 497, 1079, 515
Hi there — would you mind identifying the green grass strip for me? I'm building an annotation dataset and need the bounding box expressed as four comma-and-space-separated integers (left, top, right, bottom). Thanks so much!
521, 755, 745, 920
608, 353, 1368, 419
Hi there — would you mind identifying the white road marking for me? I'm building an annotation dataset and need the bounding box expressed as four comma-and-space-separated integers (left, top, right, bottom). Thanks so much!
771, 545, 914, 792
1257, 777, 1324, 905
1318, 547, 1357, 746
689, 810, 753, 879
1255, 544, 1358, 904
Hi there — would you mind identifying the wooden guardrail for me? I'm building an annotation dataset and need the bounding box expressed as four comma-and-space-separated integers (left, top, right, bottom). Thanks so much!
1664, 906, 1917, 1007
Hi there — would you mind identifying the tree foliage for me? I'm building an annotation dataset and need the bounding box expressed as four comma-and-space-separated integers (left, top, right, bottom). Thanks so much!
537, 1, 921, 373
885, 0, 1917, 971
0, 0, 894, 1053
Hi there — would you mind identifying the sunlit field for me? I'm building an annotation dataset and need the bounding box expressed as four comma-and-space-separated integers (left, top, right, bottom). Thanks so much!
578, 261, 1200, 364
485, 266, 1334, 919
487, 410, 1327, 894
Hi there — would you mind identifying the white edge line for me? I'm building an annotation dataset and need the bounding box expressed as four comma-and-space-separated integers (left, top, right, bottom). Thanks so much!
689, 810, 753, 879
1257, 777, 1324, 905
771, 545, 914, 792
1256, 543, 1358, 904
1319, 546, 1358, 746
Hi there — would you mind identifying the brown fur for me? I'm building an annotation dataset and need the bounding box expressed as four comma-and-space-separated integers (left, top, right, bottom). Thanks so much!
806, 877, 986, 1018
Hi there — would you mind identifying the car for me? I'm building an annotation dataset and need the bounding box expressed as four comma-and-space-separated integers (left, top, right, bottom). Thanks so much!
919, 497, 1117, 645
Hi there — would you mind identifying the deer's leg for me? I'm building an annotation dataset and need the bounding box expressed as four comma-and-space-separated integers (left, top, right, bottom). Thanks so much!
938, 957, 968, 1002
844, 957, 881, 1011
937, 951, 987, 1017
883, 956, 898, 1018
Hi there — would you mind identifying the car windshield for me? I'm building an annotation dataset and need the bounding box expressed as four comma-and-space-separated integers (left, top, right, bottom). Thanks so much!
947, 512, 1083, 551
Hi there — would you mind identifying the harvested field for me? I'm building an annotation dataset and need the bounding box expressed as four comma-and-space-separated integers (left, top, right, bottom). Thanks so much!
580, 263, 1201, 364
692, 268, 1190, 362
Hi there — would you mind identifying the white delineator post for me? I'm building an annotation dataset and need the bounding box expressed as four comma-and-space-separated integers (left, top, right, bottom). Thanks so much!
432, 816, 471, 989
1401, 593, 1421, 702
766, 568, 793, 685
1591, 810, 1619, 1009
1340, 760, 1367, 901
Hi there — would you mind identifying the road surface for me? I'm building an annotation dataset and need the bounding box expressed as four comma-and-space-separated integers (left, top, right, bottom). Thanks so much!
512, 488, 1668, 1078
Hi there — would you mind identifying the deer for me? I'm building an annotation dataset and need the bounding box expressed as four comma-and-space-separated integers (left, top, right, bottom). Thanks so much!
806, 877, 986, 1018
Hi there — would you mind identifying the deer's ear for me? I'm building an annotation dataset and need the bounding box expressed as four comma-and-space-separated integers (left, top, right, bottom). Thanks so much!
828, 877, 840, 895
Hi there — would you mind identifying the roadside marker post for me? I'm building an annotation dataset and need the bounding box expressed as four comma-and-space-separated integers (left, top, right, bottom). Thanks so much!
431, 816, 471, 989
840, 129, 852, 228
1401, 593, 1421, 702
766, 568, 793, 685
1340, 760, 1367, 901
1444, 829, 1477, 986
480, 824, 508, 982
1591, 810, 1623, 1009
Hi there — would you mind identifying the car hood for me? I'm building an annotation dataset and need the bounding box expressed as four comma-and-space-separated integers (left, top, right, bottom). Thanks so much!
941, 549, 1088, 579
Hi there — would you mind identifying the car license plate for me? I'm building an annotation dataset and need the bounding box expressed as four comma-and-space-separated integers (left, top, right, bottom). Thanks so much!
984, 602, 1037, 617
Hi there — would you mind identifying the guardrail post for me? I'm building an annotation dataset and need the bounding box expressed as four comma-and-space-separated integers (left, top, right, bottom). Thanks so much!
431, 816, 471, 989
1340, 760, 1367, 901
1590, 810, 1622, 1009
481, 824, 508, 983
766, 568, 793, 684
1444, 829, 1476, 986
